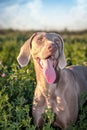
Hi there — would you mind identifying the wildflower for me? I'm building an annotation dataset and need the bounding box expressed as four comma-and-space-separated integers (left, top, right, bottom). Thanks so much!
1, 73, 6, 77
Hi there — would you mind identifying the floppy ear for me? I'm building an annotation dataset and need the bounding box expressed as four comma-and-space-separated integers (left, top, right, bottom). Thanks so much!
17, 33, 36, 67
58, 35, 66, 69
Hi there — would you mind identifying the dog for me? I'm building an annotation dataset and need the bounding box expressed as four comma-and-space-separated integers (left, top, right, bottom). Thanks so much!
17, 32, 87, 129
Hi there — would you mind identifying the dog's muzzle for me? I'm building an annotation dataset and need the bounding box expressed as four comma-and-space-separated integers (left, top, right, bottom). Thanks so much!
36, 44, 59, 84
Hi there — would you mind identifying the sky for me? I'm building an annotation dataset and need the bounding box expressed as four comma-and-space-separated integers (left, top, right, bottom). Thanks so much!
0, 0, 87, 31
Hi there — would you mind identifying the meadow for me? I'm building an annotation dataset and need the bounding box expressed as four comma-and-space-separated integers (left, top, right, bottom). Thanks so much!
0, 29, 87, 130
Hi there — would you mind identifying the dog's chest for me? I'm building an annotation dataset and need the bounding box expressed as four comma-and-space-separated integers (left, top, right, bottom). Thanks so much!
45, 84, 64, 113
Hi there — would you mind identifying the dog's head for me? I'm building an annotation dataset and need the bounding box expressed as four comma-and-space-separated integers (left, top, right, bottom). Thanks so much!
17, 32, 66, 84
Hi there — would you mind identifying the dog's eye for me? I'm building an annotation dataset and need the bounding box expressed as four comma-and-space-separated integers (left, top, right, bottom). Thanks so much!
38, 37, 43, 42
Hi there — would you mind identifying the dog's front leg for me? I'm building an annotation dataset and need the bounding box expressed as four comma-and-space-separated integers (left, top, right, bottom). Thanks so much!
32, 93, 46, 129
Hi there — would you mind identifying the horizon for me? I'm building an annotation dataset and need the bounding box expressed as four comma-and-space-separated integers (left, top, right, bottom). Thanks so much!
0, 0, 87, 31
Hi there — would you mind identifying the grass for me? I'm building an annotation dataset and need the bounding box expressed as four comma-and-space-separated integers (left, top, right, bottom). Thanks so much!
0, 29, 87, 130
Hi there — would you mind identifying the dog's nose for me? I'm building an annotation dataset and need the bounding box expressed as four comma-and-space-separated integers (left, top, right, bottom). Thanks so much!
48, 43, 57, 50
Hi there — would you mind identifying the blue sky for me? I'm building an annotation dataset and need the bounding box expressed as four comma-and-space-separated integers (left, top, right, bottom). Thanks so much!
0, 0, 87, 30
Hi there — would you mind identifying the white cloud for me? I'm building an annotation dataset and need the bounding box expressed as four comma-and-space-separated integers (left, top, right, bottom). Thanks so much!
0, 0, 87, 30
67, 0, 87, 30
0, 0, 46, 30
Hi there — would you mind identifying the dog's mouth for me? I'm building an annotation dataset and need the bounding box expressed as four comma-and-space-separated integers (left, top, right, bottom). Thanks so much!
36, 56, 57, 84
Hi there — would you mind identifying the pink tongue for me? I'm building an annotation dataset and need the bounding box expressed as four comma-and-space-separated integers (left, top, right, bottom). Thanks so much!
40, 59, 56, 84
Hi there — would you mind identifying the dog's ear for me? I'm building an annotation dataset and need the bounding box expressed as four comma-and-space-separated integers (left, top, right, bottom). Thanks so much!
58, 35, 66, 69
17, 33, 36, 67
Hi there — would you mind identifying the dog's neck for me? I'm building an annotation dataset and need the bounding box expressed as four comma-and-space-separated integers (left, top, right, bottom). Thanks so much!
34, 60, 47, 85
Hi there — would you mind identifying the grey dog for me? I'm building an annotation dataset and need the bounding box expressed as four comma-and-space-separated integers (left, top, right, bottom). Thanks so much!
17, 32, 87, 129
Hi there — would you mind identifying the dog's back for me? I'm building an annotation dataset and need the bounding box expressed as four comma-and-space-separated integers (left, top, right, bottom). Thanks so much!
67, 66, 87, 93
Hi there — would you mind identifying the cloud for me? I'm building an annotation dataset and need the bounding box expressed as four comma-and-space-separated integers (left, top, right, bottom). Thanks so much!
0, 0, 46, 30
0, 0, 87, 30
67, 0, 87, 30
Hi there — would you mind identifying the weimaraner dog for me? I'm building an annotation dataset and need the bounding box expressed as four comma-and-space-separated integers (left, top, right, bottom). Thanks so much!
17, 32, 87, 129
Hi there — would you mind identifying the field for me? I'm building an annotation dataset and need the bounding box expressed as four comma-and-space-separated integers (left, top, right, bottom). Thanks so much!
0, 29, 87, 130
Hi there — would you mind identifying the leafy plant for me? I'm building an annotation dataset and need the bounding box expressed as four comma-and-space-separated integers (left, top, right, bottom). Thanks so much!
0, 30, 87, 129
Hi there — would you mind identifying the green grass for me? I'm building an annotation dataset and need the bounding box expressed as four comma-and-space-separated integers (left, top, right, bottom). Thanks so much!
0, 30, 87, 130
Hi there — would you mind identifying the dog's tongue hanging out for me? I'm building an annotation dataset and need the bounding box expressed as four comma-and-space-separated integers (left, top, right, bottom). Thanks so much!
40, 59, 56, 84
